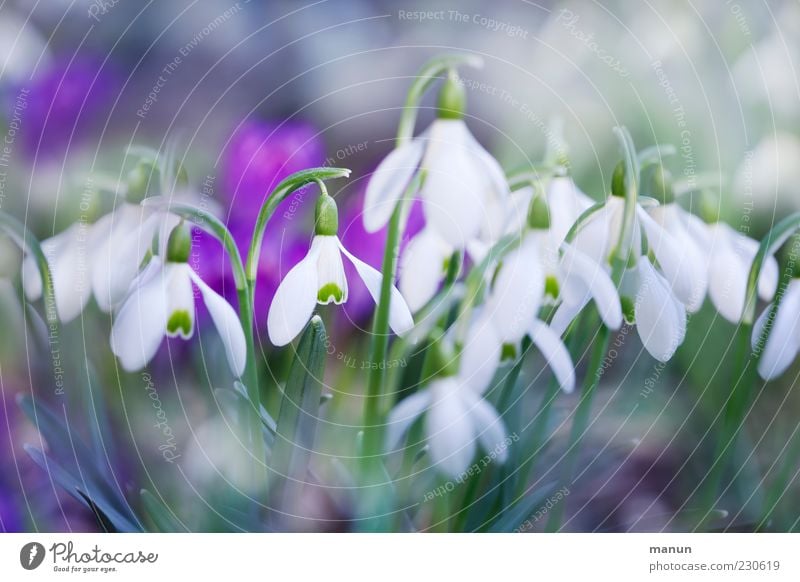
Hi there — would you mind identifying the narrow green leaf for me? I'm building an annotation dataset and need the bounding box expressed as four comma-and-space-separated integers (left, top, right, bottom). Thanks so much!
488, 481, 560, 532
140, 489, 186, 532
270, 316, 327, 489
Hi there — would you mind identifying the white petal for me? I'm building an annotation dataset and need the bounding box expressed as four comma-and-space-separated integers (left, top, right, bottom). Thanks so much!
36, 224, 92, 322
503, 186, 534, 236
572, 197, 618, 265
487, 236, 544, 344
462, 127, 511, 242
638, 207, 696, 306
753, 280, 800, 380
339, 241, 414, 336
267, 243, 320, 347
165, 264, 195, 339
546, 176, 594, 244
549, 294, 589, 337
463, 390, 508, 463
649, 205, 709, 312
420, 120, 487, 247
315, 236, 348, 304
426, 378, 475, 478
529, 319, 576, 393
110, 259, 168, 371
94, 211, 159, 311
707, 239, 749, 323
634, 260, 686, 362
189, 269, 247, 377
363, 137, 425, 232
459, 315, 502, 395
385, 390, 432, 453
559, 243, 622, 330
399, 229, 451, 312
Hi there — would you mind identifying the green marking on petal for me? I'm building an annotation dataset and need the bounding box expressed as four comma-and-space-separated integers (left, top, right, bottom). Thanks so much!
317, 283, 344, 304
501, 342, 517, 361
545, 275, 560, 300
620, 296, 636, 325
167, 310, 193, 337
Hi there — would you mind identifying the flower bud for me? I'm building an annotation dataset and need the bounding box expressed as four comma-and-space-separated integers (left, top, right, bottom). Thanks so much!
436, 72, 465, 120
314, 194, 339, 236
642, 164, 675, 204
126, 159, 158, 204
166, 221, 192, 263
611, 160, 626, 198
698, 189, 721, 224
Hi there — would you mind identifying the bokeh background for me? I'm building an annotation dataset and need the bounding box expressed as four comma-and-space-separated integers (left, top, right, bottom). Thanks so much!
1, 0, 798, 532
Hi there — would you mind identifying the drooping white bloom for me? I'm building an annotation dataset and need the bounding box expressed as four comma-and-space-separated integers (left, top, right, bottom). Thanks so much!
385, 342, 508, 478
364, 118, 510, 249
752, 279, 800, 380
645, 203, 708, 312
91, 203, 179, 312
22, 223, 96, 322
623, 259, 687, 362
267, 234, 414, 346
110, 256, 246, 377
686, 218, 778, 323
398, 227, 454, 313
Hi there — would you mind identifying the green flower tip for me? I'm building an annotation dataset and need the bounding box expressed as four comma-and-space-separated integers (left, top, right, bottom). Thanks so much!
317, 282, 345, 304
437, 71, 466, 120
611, 160, 627, 198
167, 310, 192, 337
545, 275, 560, 299
126, 159, 158, 204
620, 295, 636, 324
315, 194, 339, 236
426, 330, 458, 379
166, 221, 192, 263
174, 161, 189, 189
643, 164, 675, 205
527, 190, 551, 230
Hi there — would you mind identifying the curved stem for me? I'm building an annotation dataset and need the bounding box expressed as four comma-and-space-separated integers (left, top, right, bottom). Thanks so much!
396, 53, 483, 146
247, 167, 350, 285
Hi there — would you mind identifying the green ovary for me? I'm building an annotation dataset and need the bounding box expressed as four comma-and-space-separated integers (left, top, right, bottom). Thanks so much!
167, 310, 193, 337
317, 283, 344, 304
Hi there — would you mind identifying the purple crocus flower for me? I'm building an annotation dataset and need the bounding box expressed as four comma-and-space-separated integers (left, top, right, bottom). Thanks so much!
21, 57, 117, 160
222, 119, 325, 223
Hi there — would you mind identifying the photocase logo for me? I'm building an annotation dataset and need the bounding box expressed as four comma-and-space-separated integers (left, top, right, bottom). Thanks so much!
20, 542, 46, 570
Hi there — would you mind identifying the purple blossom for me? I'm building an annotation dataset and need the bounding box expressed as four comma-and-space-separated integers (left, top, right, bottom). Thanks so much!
21, 57, 117, 160
222, 119, 325, 222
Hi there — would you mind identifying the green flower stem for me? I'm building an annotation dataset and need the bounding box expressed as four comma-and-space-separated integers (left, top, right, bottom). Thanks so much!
361, 53, 484, 469
0, 212, 58, 327
697, 211, 800, 529
545, 126, 639, 532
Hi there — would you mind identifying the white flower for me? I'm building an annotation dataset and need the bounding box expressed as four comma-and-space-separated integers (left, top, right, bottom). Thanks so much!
91, 203, 179, 312
399, 228, 454, 313
752, 279, 800, 380
644, 203, 708, 312
623, 259, 687, 362
22, 223, 96, 322
686, 218, 778, 323
110, 256, 246, 376
364, 118, 510, 249
506, 177, 594, 244
267, 235, 414, 346
385, 348, 508, 478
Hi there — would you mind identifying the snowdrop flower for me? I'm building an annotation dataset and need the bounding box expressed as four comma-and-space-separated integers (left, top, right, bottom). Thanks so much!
640, 166, 708, 312
110, 224, 246, 377
92, 159, 182, 312
385, 339, 508, 478
684, 202, 778, 323
21, 223, 96, 322
622, 259, 687, 362
481, 189, 622, 340
399, 227, 454, 313
268, 193, 414, 346
364, 73, 510, 249
752, 278, 800, 380
569, 163, 691, 361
